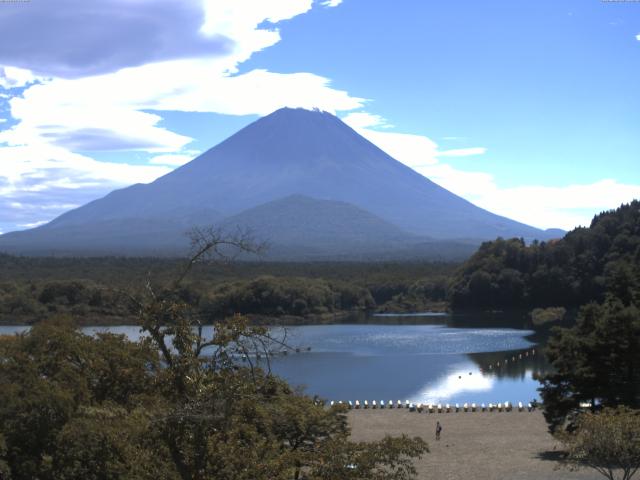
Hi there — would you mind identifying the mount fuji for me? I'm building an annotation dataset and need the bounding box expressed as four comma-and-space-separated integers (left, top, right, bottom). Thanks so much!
0, 108, 561, 259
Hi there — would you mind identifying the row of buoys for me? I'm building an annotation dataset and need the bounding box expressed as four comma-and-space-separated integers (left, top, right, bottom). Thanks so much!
244, 346, 312, 359
328, 400, 534, 412
487, 348, 536, 371
278, 346, 312, 355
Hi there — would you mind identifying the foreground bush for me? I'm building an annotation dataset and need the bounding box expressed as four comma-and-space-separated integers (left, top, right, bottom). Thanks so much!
560, 407, 640, 480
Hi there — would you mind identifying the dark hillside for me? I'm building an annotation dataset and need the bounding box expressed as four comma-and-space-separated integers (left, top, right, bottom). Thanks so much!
449, 201, 640, 308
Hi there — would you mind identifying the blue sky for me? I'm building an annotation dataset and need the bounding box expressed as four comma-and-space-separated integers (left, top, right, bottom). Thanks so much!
0, 0, 638, 233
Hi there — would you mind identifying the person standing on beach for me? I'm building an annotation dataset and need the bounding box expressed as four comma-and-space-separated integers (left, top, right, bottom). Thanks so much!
436, 421, 442, 441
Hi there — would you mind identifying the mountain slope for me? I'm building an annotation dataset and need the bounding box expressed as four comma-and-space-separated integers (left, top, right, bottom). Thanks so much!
221, 194, 415, 248
0, 107, 560, 257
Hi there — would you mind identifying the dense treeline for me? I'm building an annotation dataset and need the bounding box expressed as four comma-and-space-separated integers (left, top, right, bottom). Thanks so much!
205, 276, 375, 317
0, 258, 456, 324
0, 280, 134, 324
0, 255, 455, 286
539, 299, 640, 431
449, 201, 640, 309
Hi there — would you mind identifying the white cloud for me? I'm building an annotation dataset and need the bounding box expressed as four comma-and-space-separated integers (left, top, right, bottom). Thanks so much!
342, 111, 390, 129
0, 144, 171, 232
202, 0, 314, 42
344, 113, 486, 168
152, 67, 364, 115
470, 179, 640, 231
411, 163, 640, 230
636, 33, 640, 41
356, 128, 440, 166
437, 147, 487, 157
345, 121, 640, 230
0, 66, 38, 89
321, 0, 343, 7
2, 84, 193, 151
0, 145, 170, 190
0, 63, 364, 153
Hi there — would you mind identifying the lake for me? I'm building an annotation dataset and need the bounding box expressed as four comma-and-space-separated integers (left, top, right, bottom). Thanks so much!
0, 312, 549, 405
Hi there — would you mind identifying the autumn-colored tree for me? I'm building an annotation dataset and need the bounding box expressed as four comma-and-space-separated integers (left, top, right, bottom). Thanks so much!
560, 407, 640, 480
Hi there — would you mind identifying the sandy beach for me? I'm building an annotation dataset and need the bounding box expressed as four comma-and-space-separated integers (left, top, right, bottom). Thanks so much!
349, 409, 601, 480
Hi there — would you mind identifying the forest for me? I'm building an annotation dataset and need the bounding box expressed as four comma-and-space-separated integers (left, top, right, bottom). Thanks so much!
0, 256, 453, 325
449, 200, 640, 309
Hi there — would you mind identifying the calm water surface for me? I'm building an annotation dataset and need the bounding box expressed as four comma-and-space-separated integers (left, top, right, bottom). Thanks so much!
0, 312, 549, 405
